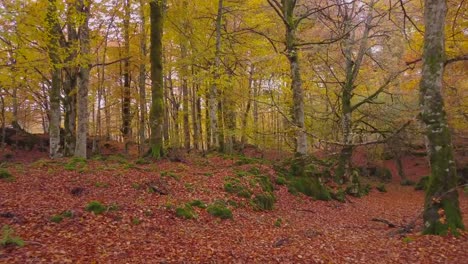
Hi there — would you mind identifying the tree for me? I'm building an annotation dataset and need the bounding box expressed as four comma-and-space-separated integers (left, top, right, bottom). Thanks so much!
149, 0, 164, 158
420, 0, 464, 235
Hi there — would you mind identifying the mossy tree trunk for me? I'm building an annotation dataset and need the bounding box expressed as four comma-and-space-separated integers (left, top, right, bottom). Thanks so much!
74, 0, 91, 159
149, 0, 164, 158
122, 0, 132, 155
267, 0, 308, 156
420, 0, 464, 235
46, 0, 62, 159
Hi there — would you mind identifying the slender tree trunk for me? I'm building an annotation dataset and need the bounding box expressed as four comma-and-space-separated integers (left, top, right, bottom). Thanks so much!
191, 74, 200, 150
149, 0, 164, 158
180, 0, 190, 150
0, 93, 5, 150
420, 0, 464, 235
138, 0, 147, 156
46, 0, 62, 159
241, 64, 254, 148
122, 0, 132, 155
209, 0, 223, 150
74, 0, 91, 158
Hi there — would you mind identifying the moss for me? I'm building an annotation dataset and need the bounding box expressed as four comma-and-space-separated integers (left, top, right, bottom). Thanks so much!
85, 201, 107, 215
288, 176, 331, 201
252, 193, 275, 211
50, 215, 64, 223
234, 156, 262, 166
274, 218, 282, 227
135, 158, 151, 165
256, 175, 274, 193
0, 169, 14, 182
175, 204, 197, 219
64, 157, 87, 172
1, 225, 24, 248
207, 202, 233, 219
131, 217, 142, 225
224, 178, 252, 198
376, 184, 387, 193
275, 176, 287, 185
188, 199, 207, 209
415, 176, 430, 191
248, 167, 261, 175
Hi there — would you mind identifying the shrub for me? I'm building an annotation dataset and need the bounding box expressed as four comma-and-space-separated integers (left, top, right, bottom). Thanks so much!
1, 225, 24, 248
50, 214, 64, 223
207, 202, 233, 219
331, 188, 346, 202
85, 201, 107, 215
375, 167, 392, 182
376, 184, 387, 193
175, 204, 197, 219
252, 193, 275, 211
415, 176, 430, 191
400, 179, 416, 186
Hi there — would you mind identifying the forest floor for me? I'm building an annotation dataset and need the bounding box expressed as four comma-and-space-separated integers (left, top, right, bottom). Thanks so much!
0, 145, 467, 263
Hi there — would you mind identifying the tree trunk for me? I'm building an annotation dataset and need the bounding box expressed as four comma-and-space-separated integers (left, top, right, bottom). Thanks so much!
420, 0, 464, 235
0, 92, 5, 150
149, 0, 164, 158
122, 0, 132, 155
282, 0, 307, 156
241, 64, 254, 148
74, 0, 90, 158
209, 0, 223, 150
46, 0, 62, 159
138, 0, 147, 156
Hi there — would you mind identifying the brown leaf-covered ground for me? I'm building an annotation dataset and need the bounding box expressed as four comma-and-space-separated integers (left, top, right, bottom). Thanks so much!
0, 148, 467, 263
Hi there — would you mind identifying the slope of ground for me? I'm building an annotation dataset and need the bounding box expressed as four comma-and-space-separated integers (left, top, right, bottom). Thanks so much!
0, 151, 467, 263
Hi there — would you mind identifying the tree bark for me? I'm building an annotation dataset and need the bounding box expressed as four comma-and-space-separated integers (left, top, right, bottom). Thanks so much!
122, 0, 132, 155
74, 0, 91, 158
209, 0, 223, 150
46, 0, 62, 159
138, 0, 147, 156
420, 0, 464, 235
149, 0, 164, 158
